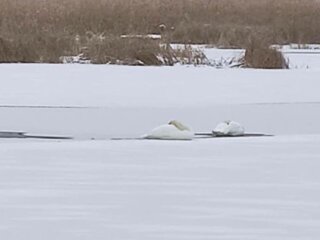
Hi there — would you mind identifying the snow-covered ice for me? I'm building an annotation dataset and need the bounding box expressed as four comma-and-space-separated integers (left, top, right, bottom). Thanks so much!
0, 64, 320, 138
0, 62, 320, 239
1, 136, 320, 240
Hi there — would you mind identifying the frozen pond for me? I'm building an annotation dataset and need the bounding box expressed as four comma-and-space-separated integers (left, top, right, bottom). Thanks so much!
0, 63, 320, 239
1, 135, 320, 240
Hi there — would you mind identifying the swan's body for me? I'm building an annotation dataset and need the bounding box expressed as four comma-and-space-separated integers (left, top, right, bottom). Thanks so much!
213, 121, 245, 136
143, 120, 194, 140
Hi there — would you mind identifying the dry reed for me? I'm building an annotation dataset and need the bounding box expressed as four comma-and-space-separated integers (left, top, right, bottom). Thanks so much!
0, 0, 319, 64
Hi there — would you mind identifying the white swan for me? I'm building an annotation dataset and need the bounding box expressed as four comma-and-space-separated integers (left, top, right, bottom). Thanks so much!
143, 120, 194, 140
213, 120, 245, 136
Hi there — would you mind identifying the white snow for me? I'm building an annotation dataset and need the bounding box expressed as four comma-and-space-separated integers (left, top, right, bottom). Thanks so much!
283, 52, 320, 69
1, 64, 320, 138
0, 136, 320, 240
1, 64, 320, 108
1, 59, 320, 239
121, 34, 162, 40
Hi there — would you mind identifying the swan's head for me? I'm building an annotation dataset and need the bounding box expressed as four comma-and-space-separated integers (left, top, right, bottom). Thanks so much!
224, 120, 231, 125
168, 120, 190, 131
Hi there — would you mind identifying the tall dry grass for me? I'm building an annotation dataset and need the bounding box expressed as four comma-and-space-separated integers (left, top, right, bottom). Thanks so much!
243, 36, 288, 69
0, 0, 320, 63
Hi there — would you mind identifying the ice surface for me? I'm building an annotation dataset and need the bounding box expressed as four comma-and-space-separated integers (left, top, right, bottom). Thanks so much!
0, 136, 320, 240
0, 62, 320, 239
1, 64, 320, 107
0, 64, 320, 138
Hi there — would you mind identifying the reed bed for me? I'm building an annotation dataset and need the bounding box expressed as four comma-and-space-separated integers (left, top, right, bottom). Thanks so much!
0, 0, 319, 64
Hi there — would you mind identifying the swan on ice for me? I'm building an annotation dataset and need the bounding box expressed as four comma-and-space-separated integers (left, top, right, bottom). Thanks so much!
143, 120, 194, 140
213, 120, 245, 136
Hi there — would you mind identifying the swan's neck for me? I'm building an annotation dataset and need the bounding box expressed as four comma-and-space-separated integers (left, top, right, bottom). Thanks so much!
169, 121, 190, 131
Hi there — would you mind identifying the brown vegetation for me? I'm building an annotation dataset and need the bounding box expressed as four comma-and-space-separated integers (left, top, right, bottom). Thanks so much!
243, 37, 288, 69
0, 0, 319, 64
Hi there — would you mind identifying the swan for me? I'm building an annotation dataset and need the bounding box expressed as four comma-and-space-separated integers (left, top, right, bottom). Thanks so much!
143, 120, 194, 140
213, 120, 245, 136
